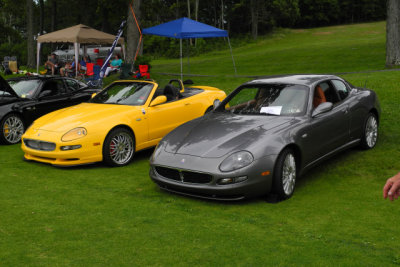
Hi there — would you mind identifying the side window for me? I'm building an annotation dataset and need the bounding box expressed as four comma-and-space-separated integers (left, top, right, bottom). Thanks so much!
65, 79, 80, 92
331, 80, 349, 100
318, 81, 340, 104
40, 79, 64, 97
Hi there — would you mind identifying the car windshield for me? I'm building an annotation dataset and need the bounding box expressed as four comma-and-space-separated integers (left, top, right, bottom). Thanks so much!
221, 84, 309, 116
7, 80, 41, 99
91, 82, 154, 105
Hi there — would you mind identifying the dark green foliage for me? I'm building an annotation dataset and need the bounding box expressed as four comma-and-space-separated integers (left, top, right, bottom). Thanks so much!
133, 55, 152, 70
297, 0, 386, 27
0, 0, 388, 65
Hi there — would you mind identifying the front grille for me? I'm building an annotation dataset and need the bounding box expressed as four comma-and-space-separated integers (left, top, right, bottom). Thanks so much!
24, 139, 56, 151
155, 166, 212, 184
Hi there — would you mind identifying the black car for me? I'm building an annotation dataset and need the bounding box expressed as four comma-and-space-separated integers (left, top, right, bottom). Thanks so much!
150, 75, 380, 201
0, 75, 100, 144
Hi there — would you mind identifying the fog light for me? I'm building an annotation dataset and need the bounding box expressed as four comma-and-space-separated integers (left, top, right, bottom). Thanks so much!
217, 178, 234, 185
217, 176, 248, 185
234, 176, 248, 183
60, 145, 82, 151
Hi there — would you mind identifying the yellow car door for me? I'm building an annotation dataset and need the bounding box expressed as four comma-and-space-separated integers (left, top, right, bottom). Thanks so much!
147, 99, 188, 141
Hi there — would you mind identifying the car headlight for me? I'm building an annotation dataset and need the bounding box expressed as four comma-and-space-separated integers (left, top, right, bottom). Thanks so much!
219, 151, 254, 172
151, 142, 164, 161
61, 127, 87, 142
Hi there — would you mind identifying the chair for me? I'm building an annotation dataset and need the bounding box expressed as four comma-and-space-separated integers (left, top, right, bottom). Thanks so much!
8, 59, 18, 73
119, 63, 132, 79
85, 63, 94, 77
1, 56, 11, 73
135, 65, 150, 79
96, 58, 104, 66
85, 63, 102, 87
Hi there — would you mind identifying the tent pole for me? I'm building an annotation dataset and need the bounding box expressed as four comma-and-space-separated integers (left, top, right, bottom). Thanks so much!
74, 43, 79, 76
227, 36, 237, 76
180, 38, 183, 81
36, 42, 41, 74
187, 39, 190, 74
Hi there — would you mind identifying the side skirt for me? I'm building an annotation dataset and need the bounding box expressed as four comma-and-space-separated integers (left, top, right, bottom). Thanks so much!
301, 139, 361, 175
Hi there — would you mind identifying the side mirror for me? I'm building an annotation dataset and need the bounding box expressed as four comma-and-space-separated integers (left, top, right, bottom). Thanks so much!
312, 102, 333, 117
38, 90, 52, 99
150, 95, 167, 107
91, 93, 97, 98
213, 99, 221, 110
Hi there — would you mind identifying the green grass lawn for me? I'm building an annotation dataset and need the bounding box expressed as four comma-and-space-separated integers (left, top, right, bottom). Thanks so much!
1, 21, 400, 266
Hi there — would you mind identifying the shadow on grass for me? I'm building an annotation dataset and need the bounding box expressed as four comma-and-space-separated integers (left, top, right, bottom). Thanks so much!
23, 147, 156, 170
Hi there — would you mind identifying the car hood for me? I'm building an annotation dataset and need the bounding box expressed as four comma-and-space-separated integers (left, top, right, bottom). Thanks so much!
33, 103, 141, 132
0, 96, 19, 106
164, 112, 293, 158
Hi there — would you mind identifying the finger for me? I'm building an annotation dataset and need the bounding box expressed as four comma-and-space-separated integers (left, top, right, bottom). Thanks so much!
384, 182, 393, 198
388, 181, 400, 200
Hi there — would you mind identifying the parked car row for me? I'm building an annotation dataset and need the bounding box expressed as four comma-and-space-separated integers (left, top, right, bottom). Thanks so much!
0, 74, 380, 201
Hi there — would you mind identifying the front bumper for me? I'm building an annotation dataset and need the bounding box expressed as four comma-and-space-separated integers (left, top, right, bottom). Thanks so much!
21, 129, 103, 166
149, 152, 278, 201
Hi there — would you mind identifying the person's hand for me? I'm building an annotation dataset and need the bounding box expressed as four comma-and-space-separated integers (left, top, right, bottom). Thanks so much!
383, 172, 400, 201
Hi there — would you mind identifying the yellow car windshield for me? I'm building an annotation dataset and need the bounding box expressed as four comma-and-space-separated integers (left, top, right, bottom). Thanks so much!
91, 82, 154, 106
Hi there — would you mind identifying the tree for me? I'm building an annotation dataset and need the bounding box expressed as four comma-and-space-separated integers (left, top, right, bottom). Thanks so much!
126, 0, 141, 66
26, 0, 35, 68
386, 0, 400, 67
250, 0, 259, 39
38, 0, 44, 35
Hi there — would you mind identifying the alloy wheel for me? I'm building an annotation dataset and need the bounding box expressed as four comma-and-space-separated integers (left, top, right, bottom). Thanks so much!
365, 115, 378, 148
282, 153, 296, 196
109, 132, 134, 165
3, 115, 24, 144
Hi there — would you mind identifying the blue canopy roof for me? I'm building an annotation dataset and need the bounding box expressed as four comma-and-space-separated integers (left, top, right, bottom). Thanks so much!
142, 17, 228, 39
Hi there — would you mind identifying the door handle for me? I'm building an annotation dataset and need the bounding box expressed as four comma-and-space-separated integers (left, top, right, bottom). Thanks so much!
184, 103, 191, 106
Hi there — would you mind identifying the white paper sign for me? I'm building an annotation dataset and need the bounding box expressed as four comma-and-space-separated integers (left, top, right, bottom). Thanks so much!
260, 106, 282, 115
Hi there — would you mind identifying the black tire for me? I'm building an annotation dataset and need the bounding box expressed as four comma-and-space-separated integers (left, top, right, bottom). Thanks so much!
0, 113, 25, 145
204, 106, 213, 115
272, 148, 297, 200
102, 127, 135, 167
360, 112, 378, 150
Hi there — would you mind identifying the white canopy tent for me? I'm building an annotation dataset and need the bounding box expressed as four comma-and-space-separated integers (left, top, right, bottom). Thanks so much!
36, 24, 125, 74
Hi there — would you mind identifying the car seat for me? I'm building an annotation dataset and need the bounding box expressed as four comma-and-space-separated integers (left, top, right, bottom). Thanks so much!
313, 86, 326, 108
163, 84, 179, 101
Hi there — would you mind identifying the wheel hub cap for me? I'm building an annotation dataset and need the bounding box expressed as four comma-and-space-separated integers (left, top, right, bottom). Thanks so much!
365, 116, 378, 148
109, 132, 133, 164
282, 154, 296, 195
3, 117, 24, 143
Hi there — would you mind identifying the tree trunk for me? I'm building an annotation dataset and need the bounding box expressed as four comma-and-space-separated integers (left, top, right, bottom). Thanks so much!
39, 0, 44, 35
176, 0, 179, 19
250, 0, 258, 40
195, 0, 199, 21
50, 0, 57, 50
187, 0, 191, 19
386, 0, 400, 67
220, 0, 224, 29
126, 0, 141, 66
101, 7, 109, 33
194, 0, 199, 46
26, 0, 35, 68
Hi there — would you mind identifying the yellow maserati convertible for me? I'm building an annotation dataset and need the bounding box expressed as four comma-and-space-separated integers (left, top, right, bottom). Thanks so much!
21, 79, 226, 167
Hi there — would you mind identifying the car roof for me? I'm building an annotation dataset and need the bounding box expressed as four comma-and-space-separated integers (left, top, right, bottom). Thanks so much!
244, 74, 340, 86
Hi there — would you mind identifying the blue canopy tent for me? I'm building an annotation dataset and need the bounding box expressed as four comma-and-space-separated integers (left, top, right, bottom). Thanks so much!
142, 17, 237, 80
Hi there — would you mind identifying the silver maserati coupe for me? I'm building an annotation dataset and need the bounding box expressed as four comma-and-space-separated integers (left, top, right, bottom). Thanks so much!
149, 75, 380, 201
